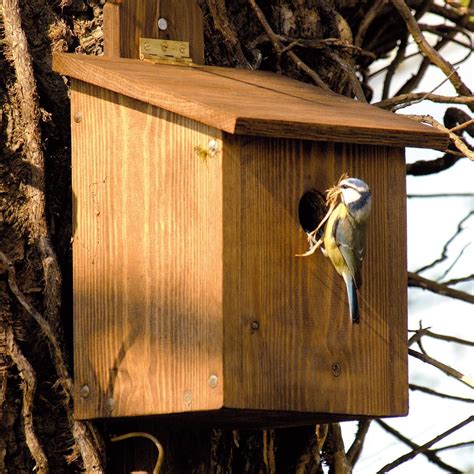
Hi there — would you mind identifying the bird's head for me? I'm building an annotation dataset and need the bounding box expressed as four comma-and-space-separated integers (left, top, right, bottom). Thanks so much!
338, 177, 372, 220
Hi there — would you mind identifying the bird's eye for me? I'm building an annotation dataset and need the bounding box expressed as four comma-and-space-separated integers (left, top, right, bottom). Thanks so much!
341, 184, 348, 189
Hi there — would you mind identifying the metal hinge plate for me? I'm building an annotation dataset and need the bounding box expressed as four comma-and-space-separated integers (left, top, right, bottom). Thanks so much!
139, 38, 193, 66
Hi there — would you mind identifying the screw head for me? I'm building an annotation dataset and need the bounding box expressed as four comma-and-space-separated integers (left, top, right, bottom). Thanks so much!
158, 17, 168, 31
208, 139, 218, 156
73, 112, 82, 123
79, 385, 90, 398
208, 374, 218, 389
250, 320, 260, 330
331, 362, 342, 377
106, 397, 115, 411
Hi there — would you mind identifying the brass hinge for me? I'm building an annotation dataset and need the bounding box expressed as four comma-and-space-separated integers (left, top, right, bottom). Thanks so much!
139, 38, 193, 66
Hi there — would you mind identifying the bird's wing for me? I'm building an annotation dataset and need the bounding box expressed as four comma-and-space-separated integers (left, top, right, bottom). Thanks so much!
334, 214, 367, 288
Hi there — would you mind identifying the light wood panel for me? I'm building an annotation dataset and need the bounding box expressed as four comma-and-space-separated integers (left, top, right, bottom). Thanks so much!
71, 81, 408, 421
53, 53, 448, 150
103, 0, 204, 63
222, 138, 408, 416
72, 81, 224, 418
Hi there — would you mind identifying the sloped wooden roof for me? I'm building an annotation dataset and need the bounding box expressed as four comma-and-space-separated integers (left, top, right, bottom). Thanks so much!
53, 53, 448, 150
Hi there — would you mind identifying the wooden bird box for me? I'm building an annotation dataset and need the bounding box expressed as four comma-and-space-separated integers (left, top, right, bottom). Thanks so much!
53, 53, 447, 424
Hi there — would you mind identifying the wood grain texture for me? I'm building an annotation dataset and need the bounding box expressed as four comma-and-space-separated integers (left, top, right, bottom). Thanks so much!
102, 0, 204, 62
72, 81, 224, 419
53, 53, 448, 150
222, 138, 408, 417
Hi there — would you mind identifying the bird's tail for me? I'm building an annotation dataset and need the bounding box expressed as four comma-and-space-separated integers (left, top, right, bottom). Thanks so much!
342, 272, 359, 324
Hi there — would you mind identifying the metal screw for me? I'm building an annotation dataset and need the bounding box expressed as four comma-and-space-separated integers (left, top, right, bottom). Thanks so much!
79, 385, 90, 398
250, 320, 260, 330
331, 362, 342, 377
183, 390, 193, 407
158, 17, 168, 31
161, 42, 169, 52
106, 397, 116, 411
208, 374, 218, 389
208, 139, 218, 157
143, 41, 151, 52
73, 112, 82, 123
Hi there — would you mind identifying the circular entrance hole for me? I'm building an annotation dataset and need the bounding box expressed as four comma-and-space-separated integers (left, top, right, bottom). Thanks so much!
298, 189, 327, 236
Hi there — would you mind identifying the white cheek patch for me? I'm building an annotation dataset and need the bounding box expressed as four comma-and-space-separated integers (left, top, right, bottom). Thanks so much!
342, 188, 360, 205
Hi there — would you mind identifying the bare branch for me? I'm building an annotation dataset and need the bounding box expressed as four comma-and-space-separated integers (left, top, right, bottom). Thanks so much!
346, 420, 371, 467
0, 250, 104, 472
408, 328, 474, 347
6, 326, 48, 473
391, 0, 473, 100
415, 211, 473, 274
247, 0, 330, 90
430, 441, 474, 453
443, 274, 474, 286
409, 349, 474, 389
376, 419, 463, 473
296, 424, 328, 473
407, 193, 474, 198
409, 384, 474, 403
408, 272, 474, 304
374, 93, 474, 110
206, 0, 252, 69
378, 416, 474, 473
404, 114, 474, 160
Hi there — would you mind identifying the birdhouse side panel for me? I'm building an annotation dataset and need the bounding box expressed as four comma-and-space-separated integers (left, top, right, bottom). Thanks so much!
71, 81, 224, 419
222, 137, 408, 418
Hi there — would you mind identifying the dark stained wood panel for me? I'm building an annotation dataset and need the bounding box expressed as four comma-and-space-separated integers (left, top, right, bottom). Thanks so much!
53, 53, 448, 150
222, 138, 408, 417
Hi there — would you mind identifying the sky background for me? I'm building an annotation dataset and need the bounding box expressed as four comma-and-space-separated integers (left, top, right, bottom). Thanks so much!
339, 19, 474, 473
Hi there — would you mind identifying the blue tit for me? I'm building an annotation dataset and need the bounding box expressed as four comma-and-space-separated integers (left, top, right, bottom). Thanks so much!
323, 177, 372, 324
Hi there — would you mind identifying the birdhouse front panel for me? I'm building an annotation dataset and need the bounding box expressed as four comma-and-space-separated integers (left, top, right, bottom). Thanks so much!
54, 54, 448, 422
221, 136, 408, 417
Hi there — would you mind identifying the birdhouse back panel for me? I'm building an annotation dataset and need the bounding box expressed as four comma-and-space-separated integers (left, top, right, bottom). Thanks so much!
72, 79, 408, 421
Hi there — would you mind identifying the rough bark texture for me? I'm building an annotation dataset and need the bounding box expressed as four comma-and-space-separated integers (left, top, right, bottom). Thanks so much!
0, 0, 472, 472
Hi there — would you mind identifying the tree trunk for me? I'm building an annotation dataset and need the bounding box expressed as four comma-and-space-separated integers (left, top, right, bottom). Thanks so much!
1, 0, 472, 472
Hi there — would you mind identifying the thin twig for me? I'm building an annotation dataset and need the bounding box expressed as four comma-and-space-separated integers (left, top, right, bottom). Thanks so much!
450, 118, 474, 133
404, 114, 473, 159
408, 272, 474, 304
374, 93, 474, 109
378, 416, 474, 473
430, 441, 474, 453
376, 419, 463, 473
415, 211, 473, 274
409, 349, 474, 389
247, 0, 330, 90
408, 328, 474, 347
391, 0, 473, 100
407, 193, 474, 198
443, 274, 474, 286
409, 384, 474, 403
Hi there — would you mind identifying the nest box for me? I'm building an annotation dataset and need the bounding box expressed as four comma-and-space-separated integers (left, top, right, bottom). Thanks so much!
53, 53, 447, 424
